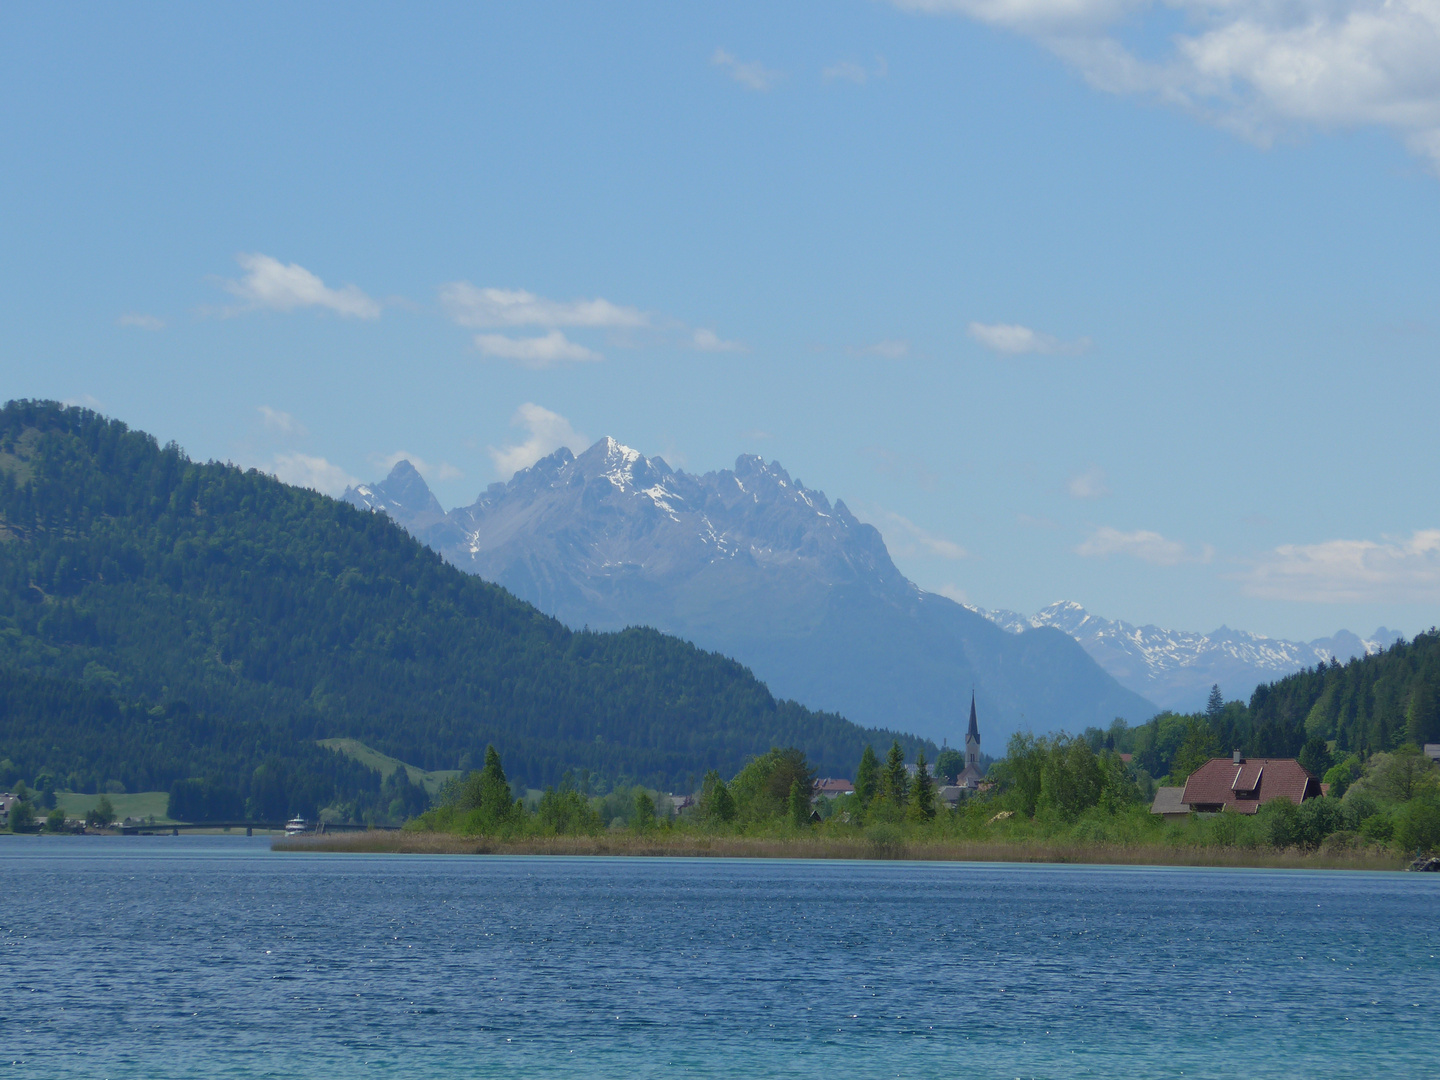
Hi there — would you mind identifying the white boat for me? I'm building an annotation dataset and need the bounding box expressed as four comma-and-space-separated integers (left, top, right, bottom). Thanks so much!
284, 817, 310, 835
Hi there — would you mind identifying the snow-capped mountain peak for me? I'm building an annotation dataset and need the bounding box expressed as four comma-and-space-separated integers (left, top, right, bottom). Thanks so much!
967, 600, 1402, 711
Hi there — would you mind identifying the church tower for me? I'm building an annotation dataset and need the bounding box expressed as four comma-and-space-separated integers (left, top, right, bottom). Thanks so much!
959, 692, 985, 789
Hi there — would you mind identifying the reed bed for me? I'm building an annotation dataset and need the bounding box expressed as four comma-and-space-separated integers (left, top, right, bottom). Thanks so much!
275, 830, 1406, 870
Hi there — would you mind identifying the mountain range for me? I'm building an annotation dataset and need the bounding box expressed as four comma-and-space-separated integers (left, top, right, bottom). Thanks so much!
971, 601, 1403, 712
345, 440, 1158, 749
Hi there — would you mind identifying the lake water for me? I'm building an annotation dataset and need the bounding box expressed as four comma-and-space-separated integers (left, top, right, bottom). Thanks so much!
3, 838, 1437, 1079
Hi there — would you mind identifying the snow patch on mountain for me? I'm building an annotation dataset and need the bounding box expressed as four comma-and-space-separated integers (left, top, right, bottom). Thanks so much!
968, 600, 1404, 712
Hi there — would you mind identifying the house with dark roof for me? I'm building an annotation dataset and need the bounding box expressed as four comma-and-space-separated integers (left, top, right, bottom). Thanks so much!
1179, 752, 1321, 814
1149, 786, 1190, 821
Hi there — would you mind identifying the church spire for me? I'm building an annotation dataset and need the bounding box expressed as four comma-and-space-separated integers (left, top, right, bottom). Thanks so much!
966, 691, 979, 745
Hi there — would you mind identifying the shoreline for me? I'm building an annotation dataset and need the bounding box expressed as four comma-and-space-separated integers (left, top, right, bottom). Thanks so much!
273, 830, 1407, 870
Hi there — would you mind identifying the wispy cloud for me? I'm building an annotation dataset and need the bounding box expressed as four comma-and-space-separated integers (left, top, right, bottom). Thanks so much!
823, 55, 888, 84
118, 313, 165, 331
968, 321, 1089, 355
1241, 529, 1440, 602
219, 254, 381, 319
712, 48, 783, 91
1016, 511, 1060, 530
855, 338, 910, 360
860, 505, 968, 560
935, 583, 970, 604
473, 330, 602, 368
1066, 465, 1109, 500
270, 452, 359, 496
1076, 526, 1212, 566
692, 328, 747, 352
490, 403, 590, 478
439, 283, 646, 330
894, 0, 1440, 172
258, 405, 307, 436
373, 451, 463, 482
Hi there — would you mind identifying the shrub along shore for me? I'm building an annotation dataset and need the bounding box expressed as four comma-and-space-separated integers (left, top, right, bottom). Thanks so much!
274, 828, 1404, 869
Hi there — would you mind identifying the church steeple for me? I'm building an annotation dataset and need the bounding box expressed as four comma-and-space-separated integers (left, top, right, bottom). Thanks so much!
962, 692, 982, 786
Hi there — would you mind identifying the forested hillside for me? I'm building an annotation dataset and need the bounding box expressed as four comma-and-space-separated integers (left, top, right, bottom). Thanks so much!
1100, 631, 1440, 782
0, 402, 928, 817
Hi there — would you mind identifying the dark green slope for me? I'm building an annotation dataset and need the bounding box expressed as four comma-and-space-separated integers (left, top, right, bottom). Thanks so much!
1117, 629, 1440, 780
0, 402, 928, 807
1244, 630, 1440, 754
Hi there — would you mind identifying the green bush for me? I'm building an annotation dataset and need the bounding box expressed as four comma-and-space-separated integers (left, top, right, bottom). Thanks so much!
1359, 812, 1394, 844
1392, 794, 1440, 854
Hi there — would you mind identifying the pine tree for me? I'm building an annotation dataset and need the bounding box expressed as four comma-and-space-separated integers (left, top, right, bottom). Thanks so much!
700, 769, 736, 823
788, 778, 810, 827
855, 744, 879, 805
911, 750, 936, 820
632, 790, 656, 830
882, 740, 909, 806
1206, 684, 1224, 723
1406, 682, 1440, 745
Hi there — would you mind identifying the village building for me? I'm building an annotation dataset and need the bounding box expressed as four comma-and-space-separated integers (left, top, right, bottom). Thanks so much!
814, 778, 854, 799
936, 784, 963, 808
1173, 751, 1321, 815
1149, 786, 1190, 821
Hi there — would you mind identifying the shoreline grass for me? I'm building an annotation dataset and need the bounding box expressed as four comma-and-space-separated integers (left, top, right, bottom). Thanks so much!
274, 830, 1407, 870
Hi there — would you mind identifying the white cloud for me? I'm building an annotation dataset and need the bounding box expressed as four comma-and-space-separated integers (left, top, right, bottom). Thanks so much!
489, 403, 590, 478
968, 321, 1088, 355
118, 313, 165, 330
62, 394, 105, 411
823, 56, 890, 84
270, 452, 359, 496
860, 506, 969, 560
1075, 525, 1211, 565
1066, 465, 1110, 499
374, 450, 463, 482
935, 583, 972, 604
894, 0, 1440, 171
473, 330, 602, 367
1241, 529, 1440, 602
857, 338, 911, 359
222, 254, 380, 318
258, 405, 306, 436
439, 283, 646, 330
692, 328, 747, 352
712, 47, 783, 91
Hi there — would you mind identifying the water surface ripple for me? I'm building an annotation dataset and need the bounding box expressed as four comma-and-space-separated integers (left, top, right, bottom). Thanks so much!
3, 837, 1436, 1078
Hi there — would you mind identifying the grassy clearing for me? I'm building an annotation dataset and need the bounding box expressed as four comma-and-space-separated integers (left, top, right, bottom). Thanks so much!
275, 830, 1407, 869
54, 790, 175, 823
317, 738, 461, 797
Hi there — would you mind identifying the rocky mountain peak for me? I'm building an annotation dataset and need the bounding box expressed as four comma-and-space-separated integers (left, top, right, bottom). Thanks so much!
343, 459, 446, 530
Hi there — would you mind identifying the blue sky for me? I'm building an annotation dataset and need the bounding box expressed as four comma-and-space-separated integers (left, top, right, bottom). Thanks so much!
5, 0, 1440, 643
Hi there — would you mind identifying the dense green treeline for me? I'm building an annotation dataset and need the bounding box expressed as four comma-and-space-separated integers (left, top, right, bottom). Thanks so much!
1079, 633, 1440, 786
0, 401, 928, 818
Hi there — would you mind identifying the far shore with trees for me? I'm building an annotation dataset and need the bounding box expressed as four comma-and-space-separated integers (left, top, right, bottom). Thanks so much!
279, 720, 1440, 869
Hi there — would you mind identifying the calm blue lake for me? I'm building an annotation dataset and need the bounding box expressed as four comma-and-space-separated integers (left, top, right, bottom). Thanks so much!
3, 838, 1437, 1078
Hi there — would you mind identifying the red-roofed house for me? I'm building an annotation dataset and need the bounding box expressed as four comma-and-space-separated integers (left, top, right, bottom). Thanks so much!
814, 778, 854, 799
1180, 752, 1321, 814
